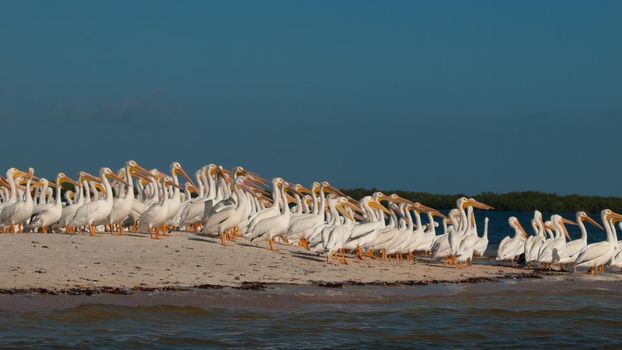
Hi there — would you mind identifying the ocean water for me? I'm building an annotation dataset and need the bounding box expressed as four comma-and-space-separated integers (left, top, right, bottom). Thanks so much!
1, 275, 621, 349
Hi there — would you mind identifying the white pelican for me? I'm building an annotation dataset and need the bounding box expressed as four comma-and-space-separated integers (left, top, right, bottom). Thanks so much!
524, 211, 546, 266
431, 209, 460, 260
0, 168, 35, 233
472, 217, 489, 256
496, 216, 528, 266
26, 173, 78, 233
244, 178, 286, 234
575, 209, 622, 274
72, 168, 128, 235
249, 182, 293, 250
163, 162, 196, 230
204, 176, 255, 245
413, 209, 445, 254
0, 168, 22, 221
179, 165, 216, 231
285, 182, 332, 249
32, 177, 51, 214
343, 195, 390, 258
106, 161, 150, 235
454, 198, 493, 264
537, 215, 576, 268
559, 212, 603, 271
347, 194, 393, 257
322, 198, 357, 263
139, 176, 181, 239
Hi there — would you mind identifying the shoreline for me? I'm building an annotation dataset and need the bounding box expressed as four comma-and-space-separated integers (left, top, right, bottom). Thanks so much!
0, 272, 543, 296
1, 231, 548, 295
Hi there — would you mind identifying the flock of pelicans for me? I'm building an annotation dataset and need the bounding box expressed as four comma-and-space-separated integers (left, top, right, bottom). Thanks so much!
1, 161, 622, 275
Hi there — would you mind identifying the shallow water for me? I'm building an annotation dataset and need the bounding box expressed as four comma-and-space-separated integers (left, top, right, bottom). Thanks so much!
1, 275, 622, 349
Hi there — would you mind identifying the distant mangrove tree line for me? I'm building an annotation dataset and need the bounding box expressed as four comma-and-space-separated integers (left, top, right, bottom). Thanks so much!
340, 189, 622, 214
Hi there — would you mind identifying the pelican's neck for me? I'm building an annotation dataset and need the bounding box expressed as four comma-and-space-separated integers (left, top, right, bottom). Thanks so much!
54, 178, 62, 207
311, 188, 319, 215
536, 217, 545, 237
405, 208, 414, 231
318, 187, 327, 219
427, 212, 437, 235
124, 167, 134, 201
101, 175, 113, 204
83, 181, 91, 202
603, 216, 617, 245
196, 173, 205, 197
24, 178, 33, 204
302, 197, 310, 214
577, 218, 588, 243
39, 181, 48, 204
468, 208, 477, 235
280, 186, 290, 217
171, 172, 181, 201
413, 209, 423, 232
458, 204, 468, 233
207, 174, 216, 200
551, 218, 562, 239
294, 194, 302, 214
7, 172, 17, 202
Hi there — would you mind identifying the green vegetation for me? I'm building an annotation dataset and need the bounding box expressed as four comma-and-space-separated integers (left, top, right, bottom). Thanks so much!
340, 188, 622, 213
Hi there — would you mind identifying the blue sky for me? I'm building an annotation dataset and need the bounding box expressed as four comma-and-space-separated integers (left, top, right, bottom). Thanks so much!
0, 1, 620, 195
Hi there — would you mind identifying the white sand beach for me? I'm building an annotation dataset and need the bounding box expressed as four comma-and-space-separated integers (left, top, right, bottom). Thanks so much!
0, 232, 532, 293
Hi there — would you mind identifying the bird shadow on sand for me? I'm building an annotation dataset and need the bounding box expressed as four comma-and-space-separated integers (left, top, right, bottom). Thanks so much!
120, 233, 149, 238
188, 236, 219, 244
290, 251, 325, 262
233, 242, 266, 250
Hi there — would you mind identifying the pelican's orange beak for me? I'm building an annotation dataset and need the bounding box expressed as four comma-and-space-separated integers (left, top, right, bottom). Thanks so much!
107, 172, 130, 186
174, 165, 197, 188
561, 218, 577, 226
609, 211, 622, 224
469, 199, 494, 210
336, 203, 354, 221
430, 210, 448, 219
59, 175, 80, 188
369, 200, 391, 215
582, 215, 604, 230
81, 173, 102, 183
515, 220, 528, 239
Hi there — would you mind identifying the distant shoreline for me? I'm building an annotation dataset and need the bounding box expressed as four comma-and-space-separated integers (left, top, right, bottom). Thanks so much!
341, 189, 622, 213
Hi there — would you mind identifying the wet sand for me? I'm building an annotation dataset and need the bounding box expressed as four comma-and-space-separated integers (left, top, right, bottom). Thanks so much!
0, 232, 533, 294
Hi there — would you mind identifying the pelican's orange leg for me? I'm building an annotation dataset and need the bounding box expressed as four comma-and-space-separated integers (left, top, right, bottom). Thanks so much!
340, 249, 348, 265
